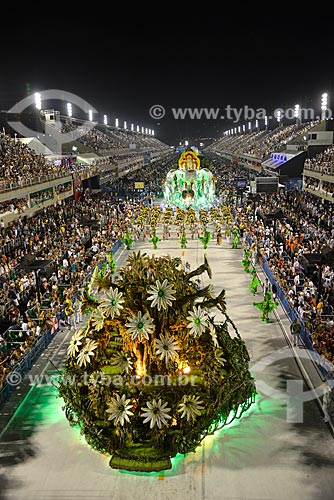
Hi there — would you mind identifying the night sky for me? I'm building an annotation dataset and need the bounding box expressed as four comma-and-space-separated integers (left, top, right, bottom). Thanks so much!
1, 8, 334, 145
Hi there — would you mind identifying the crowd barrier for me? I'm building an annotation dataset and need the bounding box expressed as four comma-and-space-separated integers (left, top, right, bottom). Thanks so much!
0, 238, 123, 410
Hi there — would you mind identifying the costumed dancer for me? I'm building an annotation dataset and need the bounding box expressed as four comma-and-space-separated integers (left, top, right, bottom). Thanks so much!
242, 248, 252, 273
149, 229, 161, 249
253, 291, 278, 323
232, 227, 239, 249
121, 232, 134, 250
248, 268, 261, 295
180, 229, 187, 249
199, 229, 211, 249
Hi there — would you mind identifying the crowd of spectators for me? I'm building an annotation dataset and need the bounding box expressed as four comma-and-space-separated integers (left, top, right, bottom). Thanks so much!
233, 188, 334, 367
0, 133, 72, 191
207, 121, 319, 160
62, 122, 170, 157
0, 194, 152, 390
304, 145, 334, 175
0, 145, 176, 390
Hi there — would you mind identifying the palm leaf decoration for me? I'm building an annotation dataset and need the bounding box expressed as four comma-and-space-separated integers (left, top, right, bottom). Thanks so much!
81, 288, 100, 314
201, 288, 227, 312
125, 251, 149, 272
90, 266, 112, 292
186, 254, 212, 281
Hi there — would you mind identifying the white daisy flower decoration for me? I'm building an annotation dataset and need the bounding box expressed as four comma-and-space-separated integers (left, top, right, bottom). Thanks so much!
186, 305, 208, 337
147, 279, 176, 311
106, 394, 134, 426
125, 311, 155, 342
110, 352, 133, 373
101, 287, 124, 318
76, 339, 99, 367
141, 398, 172, 429
155, 334, 179, 365
178, 394, 204, 421
67, 330, 84, 357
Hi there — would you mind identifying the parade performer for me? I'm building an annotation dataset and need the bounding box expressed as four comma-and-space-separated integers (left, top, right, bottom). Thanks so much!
199, 229, 211, 249
253, 291, 278, 323
149, 229, 161, 249
242, 248, 252, 272
121, 232, 134, 250
232, 227, 239, 249
180, 229, 187, 249
248, 269, 261, 295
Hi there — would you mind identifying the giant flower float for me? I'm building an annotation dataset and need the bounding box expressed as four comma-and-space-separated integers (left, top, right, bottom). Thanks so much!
59, 252, 255, 472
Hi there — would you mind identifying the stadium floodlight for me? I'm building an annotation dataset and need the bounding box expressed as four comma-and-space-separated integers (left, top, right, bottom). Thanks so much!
248, 122, 251, 130
234, 127, 237, 134
321, 92, 328, 120
242, 124, 246, 133
145, 128, 148, 134
88, 109, 93, 121
35, 92, 42, 110
141, 126, 144, 133
152, 130, 154, 136
67, 103, 72, 118
124, 121, 127, 130
185, 140, 189, 146
136, 125, 140, 132
103, 114, 108, 125
131, 123, 134, 131
265, 115, 268, 127
276, 110, 281, 124
255, 119, 259, 129
294, 104, 300, 123
115, 118, 119, 128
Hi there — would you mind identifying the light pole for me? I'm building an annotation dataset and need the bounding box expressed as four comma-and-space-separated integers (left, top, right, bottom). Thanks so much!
294, 104, 300, 125
67, 103, 72, 125
321, 92, 328, 120
34, 92, 42, 131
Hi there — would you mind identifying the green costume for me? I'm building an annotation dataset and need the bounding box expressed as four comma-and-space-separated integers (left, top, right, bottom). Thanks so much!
149, 229, 161, 249
248, 269, 261, 295
199, 230, 211, 249
232, 228, 239, 249
253, 291, 278, 323
121, 232, 134, 250
242, 249, 252, 272
180, 230, 187, 249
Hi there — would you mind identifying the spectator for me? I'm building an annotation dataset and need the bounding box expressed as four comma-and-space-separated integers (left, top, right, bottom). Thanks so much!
290, 317, 302, 347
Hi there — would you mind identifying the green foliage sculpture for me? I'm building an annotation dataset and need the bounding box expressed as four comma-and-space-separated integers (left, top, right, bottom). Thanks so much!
58, 251, 255, 472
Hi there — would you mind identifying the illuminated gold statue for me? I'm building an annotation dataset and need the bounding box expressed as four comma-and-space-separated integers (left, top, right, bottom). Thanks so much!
178, 150, 200, 170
